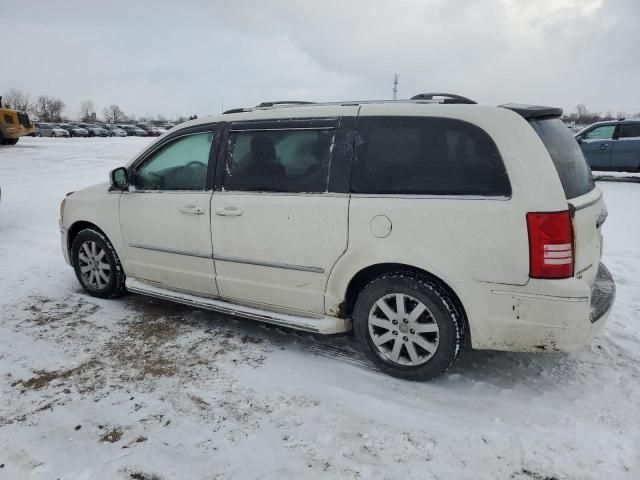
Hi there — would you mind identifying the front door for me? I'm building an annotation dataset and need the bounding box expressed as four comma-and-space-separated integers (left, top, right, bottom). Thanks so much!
119, 127, 220, 296
610, 122, 640, 170
579, 124, 616, 169
210, 116, 353, 314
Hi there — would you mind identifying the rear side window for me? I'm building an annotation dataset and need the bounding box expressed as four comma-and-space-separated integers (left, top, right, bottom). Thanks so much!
619, 123, 640, 139
530, 118, 594, 199
351, 116, 510, 196
224, 128, 334, 192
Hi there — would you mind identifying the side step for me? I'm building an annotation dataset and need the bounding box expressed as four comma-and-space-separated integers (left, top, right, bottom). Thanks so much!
125, 278, 351, 335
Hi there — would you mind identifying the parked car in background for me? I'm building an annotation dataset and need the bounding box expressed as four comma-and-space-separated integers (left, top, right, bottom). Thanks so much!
38, 124, 70, 138
59, 94, 614, 381
102, 125, 127, 137
576, 118, 640, 171
138, 124, 162, 136
80, 124, 109, 137
119, 125, 148, 137
58, 124, 89, 137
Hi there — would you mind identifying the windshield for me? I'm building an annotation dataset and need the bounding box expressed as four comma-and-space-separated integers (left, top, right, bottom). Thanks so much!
529, 117, 595, 199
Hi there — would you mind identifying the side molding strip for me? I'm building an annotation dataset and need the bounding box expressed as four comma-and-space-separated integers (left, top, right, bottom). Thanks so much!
129, 243, 212, 259
213, 254, 325, 274
128, 243, 325, 274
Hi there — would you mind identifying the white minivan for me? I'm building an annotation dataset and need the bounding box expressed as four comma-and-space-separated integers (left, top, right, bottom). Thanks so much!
59, 94, 615, 380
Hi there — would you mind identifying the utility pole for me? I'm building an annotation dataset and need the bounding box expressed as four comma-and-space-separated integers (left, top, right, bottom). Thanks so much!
392, 74, 399, 100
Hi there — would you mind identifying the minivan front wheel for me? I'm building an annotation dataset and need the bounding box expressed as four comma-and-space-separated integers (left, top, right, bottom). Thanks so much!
71, 228, 126, 298
353, 272, 463, 380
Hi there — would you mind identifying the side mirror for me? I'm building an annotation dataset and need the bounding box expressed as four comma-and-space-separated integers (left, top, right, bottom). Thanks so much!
110, 167, 129, 190
575, 135, 583, 144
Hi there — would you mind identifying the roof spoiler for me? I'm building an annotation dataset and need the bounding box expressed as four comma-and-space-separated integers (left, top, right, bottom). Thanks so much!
500, 103, 563, 119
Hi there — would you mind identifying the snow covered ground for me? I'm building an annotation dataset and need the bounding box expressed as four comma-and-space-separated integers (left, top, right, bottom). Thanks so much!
1, 137, 639, 480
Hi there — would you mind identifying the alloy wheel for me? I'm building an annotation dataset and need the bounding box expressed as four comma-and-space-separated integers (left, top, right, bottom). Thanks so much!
77, 240, 111, 289
368, 293, 440, 366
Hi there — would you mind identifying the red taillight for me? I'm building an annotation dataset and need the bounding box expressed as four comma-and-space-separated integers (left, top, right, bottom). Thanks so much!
526, 211, 574, 279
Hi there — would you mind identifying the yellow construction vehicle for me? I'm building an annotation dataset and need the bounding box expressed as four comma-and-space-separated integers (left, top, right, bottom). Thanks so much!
0, 96, 35, 145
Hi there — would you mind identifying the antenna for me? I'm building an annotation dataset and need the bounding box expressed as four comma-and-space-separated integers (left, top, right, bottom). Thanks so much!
392, 74, 399, 100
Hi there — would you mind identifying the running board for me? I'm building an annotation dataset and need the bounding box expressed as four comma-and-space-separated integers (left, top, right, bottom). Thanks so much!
125, 278, 351, 335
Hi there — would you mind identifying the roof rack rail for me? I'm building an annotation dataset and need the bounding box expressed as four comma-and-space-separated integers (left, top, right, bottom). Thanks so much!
410, 93, 477, 104
256, 101, 315, 108
222, 107, 247, 114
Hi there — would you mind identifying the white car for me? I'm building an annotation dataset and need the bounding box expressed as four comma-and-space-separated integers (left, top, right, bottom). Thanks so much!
59, 94, 615, 380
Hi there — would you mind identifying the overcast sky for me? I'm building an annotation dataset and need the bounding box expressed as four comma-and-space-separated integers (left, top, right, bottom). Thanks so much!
2, 0, 639, 120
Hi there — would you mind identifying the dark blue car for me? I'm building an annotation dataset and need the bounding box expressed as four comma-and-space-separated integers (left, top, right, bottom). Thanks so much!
576, 119, 640, 171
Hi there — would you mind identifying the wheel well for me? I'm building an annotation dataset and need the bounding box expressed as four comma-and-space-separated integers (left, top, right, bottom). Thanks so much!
341, 263, 470, 344
66, 221, 106, 265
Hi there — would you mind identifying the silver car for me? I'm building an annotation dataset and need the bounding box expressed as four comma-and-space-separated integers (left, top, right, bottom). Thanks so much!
102, 125, 128, 137
37, 124, 70, 138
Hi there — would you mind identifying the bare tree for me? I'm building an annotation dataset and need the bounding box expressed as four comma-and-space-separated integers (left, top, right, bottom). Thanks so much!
3, 88, 32, 112
35, 96, 52, 121
35, 96, 65, 122
79, 100, 95, 122
103, 105, 125, 124
575, 104, 589, 123
50, 98, 65, 121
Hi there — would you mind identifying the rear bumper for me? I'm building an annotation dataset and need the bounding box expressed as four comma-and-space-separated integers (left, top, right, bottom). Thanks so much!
590, 263, 615, 323
466, 262, 615, 352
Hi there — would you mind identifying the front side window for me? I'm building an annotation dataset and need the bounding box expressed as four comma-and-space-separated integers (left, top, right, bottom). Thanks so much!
135, 131, 213, 190
351, 116, 510, 196
583, 125, 615, 140
224, 128, 334, 192
618, 123, 640, 139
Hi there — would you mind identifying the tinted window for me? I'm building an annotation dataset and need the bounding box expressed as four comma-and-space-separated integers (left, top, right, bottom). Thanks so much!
530, 118, 594, 199
224, 128, 334, 192
351, 116, 510, 195
583, 125, 615, 140
135, 132, 213, 190
619, 123, 640, 139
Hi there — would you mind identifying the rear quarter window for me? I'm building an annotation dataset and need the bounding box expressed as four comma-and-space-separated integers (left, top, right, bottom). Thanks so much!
351, 116, 511, 196
529, 118, 594, 199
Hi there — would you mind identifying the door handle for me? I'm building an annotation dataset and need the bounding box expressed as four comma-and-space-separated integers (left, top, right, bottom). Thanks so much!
215, 206, 243, 216
180, 205, 205, 215
598, 143, 609, 150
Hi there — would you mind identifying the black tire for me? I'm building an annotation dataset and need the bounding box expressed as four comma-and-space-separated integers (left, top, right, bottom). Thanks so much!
71, 228, 126, 299
0, 130, 5, 144
353, 271, 464, 381
89, 132, 95, 137
5, 138, 18, 145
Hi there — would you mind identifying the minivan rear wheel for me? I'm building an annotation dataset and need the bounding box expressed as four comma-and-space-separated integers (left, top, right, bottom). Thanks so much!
353, 272, 463, 380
